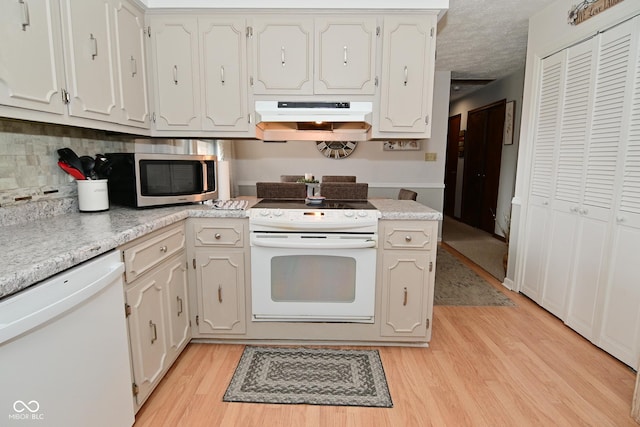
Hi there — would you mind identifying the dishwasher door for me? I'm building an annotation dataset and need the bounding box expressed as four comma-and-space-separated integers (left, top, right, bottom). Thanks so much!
0, 250, 134, 427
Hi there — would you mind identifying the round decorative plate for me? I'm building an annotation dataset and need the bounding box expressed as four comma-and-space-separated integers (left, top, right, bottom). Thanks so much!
316, 141, 358, 159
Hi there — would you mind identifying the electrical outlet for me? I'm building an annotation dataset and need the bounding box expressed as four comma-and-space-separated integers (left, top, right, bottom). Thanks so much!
424, 152, 437, 161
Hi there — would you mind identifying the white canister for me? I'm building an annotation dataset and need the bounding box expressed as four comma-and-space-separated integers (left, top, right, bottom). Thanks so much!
77, 179, 109, 212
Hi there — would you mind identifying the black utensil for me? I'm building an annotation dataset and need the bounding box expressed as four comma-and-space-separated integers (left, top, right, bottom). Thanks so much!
94, 154, 112, 179
57, 148, 86, 179
79, 155, 97, 180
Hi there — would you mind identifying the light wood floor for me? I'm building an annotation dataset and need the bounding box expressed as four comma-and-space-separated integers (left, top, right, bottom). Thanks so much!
134, 247, 638, 427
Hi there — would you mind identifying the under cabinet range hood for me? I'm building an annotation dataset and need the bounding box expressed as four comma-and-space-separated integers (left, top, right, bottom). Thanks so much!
255, 101, 373, 141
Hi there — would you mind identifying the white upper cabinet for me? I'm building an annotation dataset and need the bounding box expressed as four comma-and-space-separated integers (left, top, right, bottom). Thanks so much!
314, 17, 377, 95
376, 15, 436, 138
114, 0, 149, 128
251, 15, 379, 96
199, 17, 250, 133
0, 0, 66, 114
251, 16, 314, 95
148, 16, 201, 130
59, 0, 119, 122
0, 0, 150, 130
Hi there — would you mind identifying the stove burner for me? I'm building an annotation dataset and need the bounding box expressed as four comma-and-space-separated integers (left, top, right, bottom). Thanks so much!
252, 199, 377, 210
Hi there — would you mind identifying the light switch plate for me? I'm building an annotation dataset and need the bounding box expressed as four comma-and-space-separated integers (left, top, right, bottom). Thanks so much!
424, 152, 437, 161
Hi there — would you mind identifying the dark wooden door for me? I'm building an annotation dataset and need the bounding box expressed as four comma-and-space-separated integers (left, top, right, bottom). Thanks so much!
461, 100, 506, 234
444, 114, 461, 217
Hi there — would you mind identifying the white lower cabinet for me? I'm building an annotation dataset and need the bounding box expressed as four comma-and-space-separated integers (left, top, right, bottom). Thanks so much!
122, 222, 190, 411
193, 251, 246, 335
188, 218, 248, 338
379, 220, 437, 340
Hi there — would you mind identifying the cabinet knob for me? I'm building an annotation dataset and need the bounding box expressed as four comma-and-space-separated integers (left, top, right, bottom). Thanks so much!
405, 235, 412, 242
403, 287, 408, 306
214, 233, 221, 240
160, 245, 168, 253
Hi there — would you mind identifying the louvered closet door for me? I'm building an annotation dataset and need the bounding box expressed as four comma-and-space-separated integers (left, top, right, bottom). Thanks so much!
541, 38, 597, 320
520, 51, 565, 303
564, 22, 635, 342
598, 16, 640, 369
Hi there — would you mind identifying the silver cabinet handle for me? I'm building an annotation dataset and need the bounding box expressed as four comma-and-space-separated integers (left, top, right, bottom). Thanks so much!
281, 46, 286, 67
177, 296, 183, 316
217, 285, 223, 303
343, 45, 348, 66
90, 34, 98, 60
403, 287, 408, 306
403, 66, 408, 86
19, 0, 30, 31
173, 65, 178, 84
405, 235, 412, 242
130, 56, 137, 77
149, 320, 157, 344
220, 66, 225, 85
160, 245, 168, 253
214, 233, 221, 240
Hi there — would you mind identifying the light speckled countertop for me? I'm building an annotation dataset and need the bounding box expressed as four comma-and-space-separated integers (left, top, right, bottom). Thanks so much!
0, 198, 441, 299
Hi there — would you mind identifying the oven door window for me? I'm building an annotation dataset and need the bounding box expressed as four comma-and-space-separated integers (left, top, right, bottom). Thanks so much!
271, 255, 356, 302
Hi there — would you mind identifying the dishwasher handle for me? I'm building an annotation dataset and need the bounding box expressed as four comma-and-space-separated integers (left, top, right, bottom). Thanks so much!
0, 256, 125, 344
252, 238, 376, 250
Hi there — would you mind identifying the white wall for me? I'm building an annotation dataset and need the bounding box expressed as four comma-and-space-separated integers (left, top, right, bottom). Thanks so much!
233, 71, 451, 215
449, 69, 525, 238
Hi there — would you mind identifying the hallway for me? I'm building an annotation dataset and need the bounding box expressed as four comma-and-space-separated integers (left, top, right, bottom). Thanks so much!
441, 216, 508, 282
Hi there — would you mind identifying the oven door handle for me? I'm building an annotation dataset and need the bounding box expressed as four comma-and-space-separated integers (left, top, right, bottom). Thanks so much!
252, 239, 377, 250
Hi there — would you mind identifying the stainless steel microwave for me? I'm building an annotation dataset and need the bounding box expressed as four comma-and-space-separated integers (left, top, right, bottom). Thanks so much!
105, 153, 217, 208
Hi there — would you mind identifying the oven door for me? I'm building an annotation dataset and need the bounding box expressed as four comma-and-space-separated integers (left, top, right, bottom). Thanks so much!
250, 232, 377, 323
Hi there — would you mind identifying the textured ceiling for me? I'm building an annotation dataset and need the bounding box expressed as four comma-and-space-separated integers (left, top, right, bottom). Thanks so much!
436, 0, 557, 100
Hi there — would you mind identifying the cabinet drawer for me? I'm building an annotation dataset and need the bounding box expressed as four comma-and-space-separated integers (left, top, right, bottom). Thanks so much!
192, 219, 245, 247
123, 224, 186, 282
383, 222, 433, 250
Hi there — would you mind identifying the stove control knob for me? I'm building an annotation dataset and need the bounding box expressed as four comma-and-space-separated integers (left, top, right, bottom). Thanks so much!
273, 209, 283, 217
344, 211, 354, 217
259, 209, 269, 216
357, 210, 368, 217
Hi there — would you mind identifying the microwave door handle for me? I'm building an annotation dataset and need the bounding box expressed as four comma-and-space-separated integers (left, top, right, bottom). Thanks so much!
252, 238, 376, 250
203, 161, 209, 193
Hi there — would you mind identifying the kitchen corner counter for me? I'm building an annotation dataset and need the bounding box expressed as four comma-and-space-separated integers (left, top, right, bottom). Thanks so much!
0, 202, 252, 300
0, 197, 441, 300
371, 199, 443, 221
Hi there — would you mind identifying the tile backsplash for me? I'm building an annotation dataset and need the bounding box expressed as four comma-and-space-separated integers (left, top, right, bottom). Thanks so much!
0, 118, 134, 207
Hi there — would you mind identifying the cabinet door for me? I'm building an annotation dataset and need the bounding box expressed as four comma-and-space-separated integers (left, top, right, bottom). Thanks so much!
251, 17, 313, 95
519, 50, 565, 303
199, 17, 249, 132
195, 251, 246, 335
114, 0, 149, 128
378, 16, 435, 136
163, 255, 190, 360
126, 273, 168, 406
149, 17, 201, 130
598, 17, 640, 369
380, 251, 431, 338
0, 0, 66, 114
60, 0, 119, 122
314, 17, 377, 95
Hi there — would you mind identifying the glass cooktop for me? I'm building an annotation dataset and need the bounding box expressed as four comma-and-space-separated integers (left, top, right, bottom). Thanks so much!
252, 199, 377, 210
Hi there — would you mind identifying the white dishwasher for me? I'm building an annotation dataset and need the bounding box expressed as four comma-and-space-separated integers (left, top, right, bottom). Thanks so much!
0, 250, 135, 427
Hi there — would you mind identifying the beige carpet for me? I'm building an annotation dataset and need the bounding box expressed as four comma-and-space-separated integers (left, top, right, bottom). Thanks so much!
442, 216, 508, 282
434, 247, 515, 306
